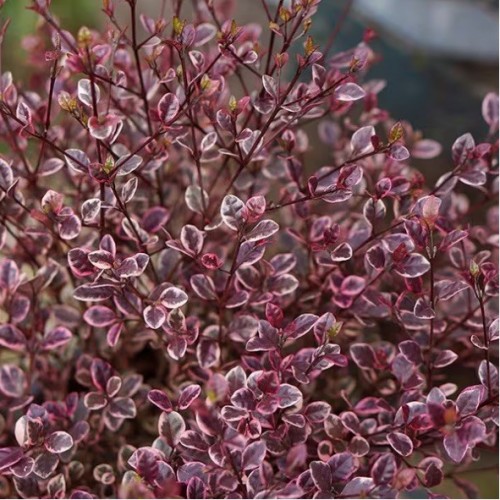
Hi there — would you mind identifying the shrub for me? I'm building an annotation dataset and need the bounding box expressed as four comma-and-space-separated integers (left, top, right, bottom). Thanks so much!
0, 0, 498, 498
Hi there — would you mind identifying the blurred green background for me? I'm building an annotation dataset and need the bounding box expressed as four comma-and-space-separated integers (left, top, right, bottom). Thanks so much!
0, 0, 99, 76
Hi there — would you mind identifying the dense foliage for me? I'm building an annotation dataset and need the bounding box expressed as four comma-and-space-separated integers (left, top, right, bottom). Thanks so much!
0, 0, 498, 498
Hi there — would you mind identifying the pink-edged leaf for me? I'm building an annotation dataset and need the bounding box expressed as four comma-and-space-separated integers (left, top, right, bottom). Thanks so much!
67, 248, 94, 277
414, 297, 435, 319
350, 343, 376, 369
194, 22, 217, 46
341, 275, 365, 296
341, 477, 375, 497
0, 324, 27, 351
351, 126, 375, 155
90, 359, 113, 391
310, 461, 332, 490
331, 242, 353, 262
45, 431, 74, 453
187, 476, 206, 499
440, 229, 468, 251
304, 401, 331, 423
329, 452, 357, 482
0, 365, 26, 398
242, 440, 266, 471
221, 194, 245, 231
73, 283, 115, 301
396, 253, 430, 278
108, 397, 136, 418
388, 144, 410, 162
489, 318, 499, 342
434, 280, 469, 301
40, 326, 72, 351
116, 154, 142, 176
77, 79, 100, 107
277, 384, 302, 408
160, 287, 188, 309
185, 185, 209, 215
285, 314, 318, 341
452, 133, 475, 165
456, 387, 481, 416
34, 452, 58, 479
148, 389, 173, 412
58, 213, 81, 240
482, 92, 499, 130
245, 219, 279, 242
143, 305, 166, 329
81, 198, 101, 222
158, 93, 180, 124
387, 432, 413, 456
84, 391, 107, 410
0, 447, 23, 472
107, 323, 123, 347
236, 241, 266, 268
262, 75, 278, 99
83, 306, 116, 327
180, 224, 205, 256
178, 384, 201, 410
190, 274, 217, 300
411, 139, 442, 159
371, 453, 396, 485
334, 82, 365, 102
433, 350, 458, 368
142, 207, 170, 234
158, 411, 186, 446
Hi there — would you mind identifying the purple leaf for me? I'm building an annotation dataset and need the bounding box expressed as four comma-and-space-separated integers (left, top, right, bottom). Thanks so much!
482, 92, 499, 130
40, 326, 72, 351
371, 453, 396, 485
433, 350, 458, 368
180, 224, 205, 256
148, 389, 173, 413
160, 287, 188, 309
412, 139, 442, 159
108, 397, 136, 418
0, 365, 26, 398
34, 452, 59, 479
0, 324, 27, 351
73, 283, 115, 302
178, 384, 201, 410
452, 132, 475, 165
277, 384, 302, 408
83, 306, 116, 327
334, 82, 365, 102
0, 447, 23, 472
187, 476, 206, 499
221, 194, 245, 231
310, 461, 332, 491
387, 432, 413, 456
242, 440, 266, 471
396, 253, 430, 278
329, 452, 357, 482
158, 411, 186, 446
245, 219, 279, 242
190, 274, 217, 300
349, 343, 376, 369
351, 126, 375, 155
158, 93, 180, 124
84, 391, 107, 410
388, 144, 410, 161
45, 431, 74, 454
456, 387, 481, 416
143, 305, 166, 329
434, 279, 469, 301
